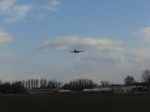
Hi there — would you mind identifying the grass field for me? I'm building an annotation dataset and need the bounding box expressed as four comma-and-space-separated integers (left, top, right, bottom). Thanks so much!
0, 93, 150, 112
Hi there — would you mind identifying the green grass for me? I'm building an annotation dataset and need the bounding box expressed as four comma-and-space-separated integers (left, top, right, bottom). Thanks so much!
0, 93, 150, 112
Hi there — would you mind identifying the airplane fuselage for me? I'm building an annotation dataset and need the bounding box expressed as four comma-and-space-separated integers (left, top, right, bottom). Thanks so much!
71, 49, 83, 53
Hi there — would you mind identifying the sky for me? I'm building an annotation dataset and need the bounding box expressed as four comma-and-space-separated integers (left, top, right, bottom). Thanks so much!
0, 0, 150, 84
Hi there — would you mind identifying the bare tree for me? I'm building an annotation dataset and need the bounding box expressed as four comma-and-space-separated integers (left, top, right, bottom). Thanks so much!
28, 79, 31, 89
63, 79, 97, 90
40, 79, 47, 88
0, 80, 3, 85
35, 79, 39, 88
124, 76, 135, 85
101, 81, 110, 86
31, 79, 34, 89
142, 69, 150, 83
47, 79, 62, 89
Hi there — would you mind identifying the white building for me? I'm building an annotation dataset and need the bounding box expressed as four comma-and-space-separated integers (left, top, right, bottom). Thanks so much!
83, 87, 113, 93
112, 85, 137, 93
58, 90, 71, 93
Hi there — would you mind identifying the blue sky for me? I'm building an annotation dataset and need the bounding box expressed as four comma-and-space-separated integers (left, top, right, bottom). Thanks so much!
0, 0, 150, 84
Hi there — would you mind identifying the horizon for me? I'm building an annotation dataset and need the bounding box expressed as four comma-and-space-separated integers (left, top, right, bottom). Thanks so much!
0, 0, 150, 84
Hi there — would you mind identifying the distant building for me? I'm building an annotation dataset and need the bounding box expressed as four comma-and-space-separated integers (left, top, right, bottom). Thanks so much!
27, 89, 57, 95
58, 90, 71, 93
112, 85, 144, 93
83, 85, 145, 93
83, 87, 113, 93
112, 85, 134, 93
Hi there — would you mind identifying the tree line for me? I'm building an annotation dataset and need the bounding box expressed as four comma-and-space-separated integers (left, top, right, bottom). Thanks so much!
0, 81, 26, 94
0, 78, 97, 94
63, 79, 97, 91
22, 79, 62, 89
0, 79, 62, 94
0, 69, 150, 94
124, 69, 150, 85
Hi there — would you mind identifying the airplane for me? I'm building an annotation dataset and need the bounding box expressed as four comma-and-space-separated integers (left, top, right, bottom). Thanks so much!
70, 49, 84, 53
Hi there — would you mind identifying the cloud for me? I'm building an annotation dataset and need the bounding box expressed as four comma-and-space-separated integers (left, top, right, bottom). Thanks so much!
0, 0, 61, 23
132, 27, 150, 62
0, 0, 16, 13
133, 48, 150, 62
39, 35, 150, 83
35, 13, 46, 19
136, 27, 150, 42
0, 0, 31, 23
0, 28, 12, 45
40, 36, 123, 52
41, 0, 60, 11
0, 29, 18, 79
4, 5, 31, 23
40, 36, 136, 66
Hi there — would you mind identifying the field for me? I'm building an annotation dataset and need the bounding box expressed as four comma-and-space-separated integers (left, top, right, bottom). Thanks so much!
0, 93, 150, 112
